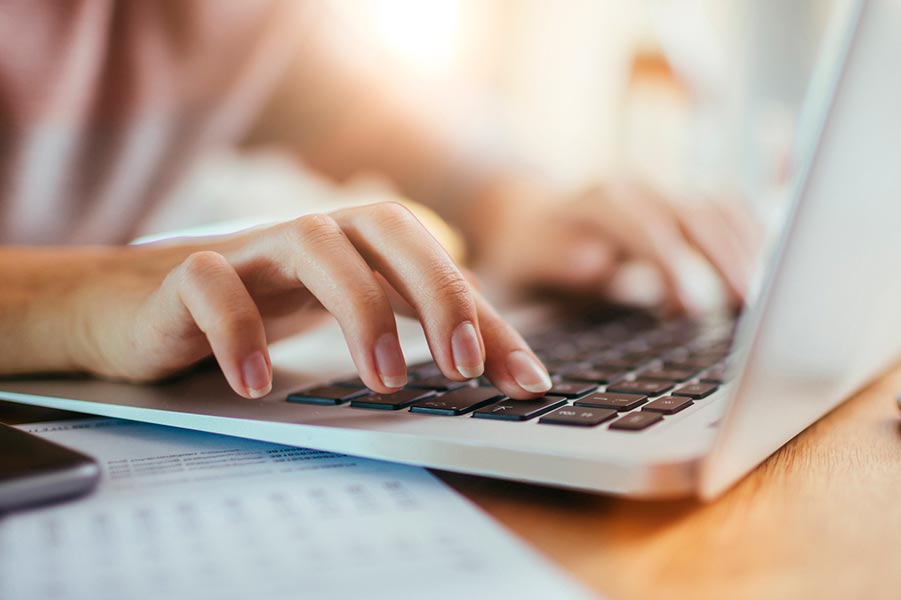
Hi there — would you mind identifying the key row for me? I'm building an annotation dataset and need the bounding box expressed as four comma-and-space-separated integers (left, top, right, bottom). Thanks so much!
286, 381, 720, 432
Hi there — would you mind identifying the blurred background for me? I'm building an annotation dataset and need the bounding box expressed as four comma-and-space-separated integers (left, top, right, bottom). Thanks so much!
140, 0, 840, 243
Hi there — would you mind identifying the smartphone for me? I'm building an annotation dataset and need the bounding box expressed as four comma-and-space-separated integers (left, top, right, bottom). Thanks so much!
0, 423, 100, 513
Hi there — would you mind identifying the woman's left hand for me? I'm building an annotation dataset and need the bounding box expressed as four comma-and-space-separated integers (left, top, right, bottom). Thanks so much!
469, 178, 763, 312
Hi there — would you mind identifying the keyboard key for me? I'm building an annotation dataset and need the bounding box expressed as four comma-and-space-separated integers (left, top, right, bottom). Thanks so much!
410, 387, 505, 416
287, 386, 368, 406
541, 360, 590, 376
539, 406, 617, 427
350, 389, 436, 411
672, 382, 719, 399
472, 397, 567, 422
406, 375, 469, 391
607, 379, 674, 397
563, 368, 628, 384
332, 376, 366, 388
574, 392, 647, 411
546, 381, 598, 398
609, 411, 663, 431
595, 357, 645, 370
665, 359, 713, 371
642, 396, 693, 414
639, 368, 697, 382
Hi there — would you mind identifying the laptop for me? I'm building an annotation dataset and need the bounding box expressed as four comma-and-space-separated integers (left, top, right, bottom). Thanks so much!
2, 0, 899, 500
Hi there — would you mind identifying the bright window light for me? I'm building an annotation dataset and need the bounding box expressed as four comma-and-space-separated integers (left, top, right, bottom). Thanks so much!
366, 0, 462, 73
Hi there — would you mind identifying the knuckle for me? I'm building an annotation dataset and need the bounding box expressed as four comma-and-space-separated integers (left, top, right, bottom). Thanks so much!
428, 264, 474, 310
290, 213, 343, 246
214, 310, 260, 337
343, 283, 389, 317
176, 251, 229, 283
365, 201, 416, 231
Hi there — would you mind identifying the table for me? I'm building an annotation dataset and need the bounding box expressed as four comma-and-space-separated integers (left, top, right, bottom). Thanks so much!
440, 363, 901, 600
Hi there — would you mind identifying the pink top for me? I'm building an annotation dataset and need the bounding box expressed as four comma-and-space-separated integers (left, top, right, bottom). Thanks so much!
0, 1, 306, 244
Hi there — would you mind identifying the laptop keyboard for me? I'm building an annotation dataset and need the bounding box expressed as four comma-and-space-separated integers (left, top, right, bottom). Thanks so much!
286, 309, 736, 433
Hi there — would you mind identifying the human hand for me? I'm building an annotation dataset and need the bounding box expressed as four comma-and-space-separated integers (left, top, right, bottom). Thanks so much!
472, 179, 762, 311
61, 202, 552, 400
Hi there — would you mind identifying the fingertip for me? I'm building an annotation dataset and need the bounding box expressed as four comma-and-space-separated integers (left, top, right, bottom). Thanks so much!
373, 333, 407, 391
241, 351, 272, 398
505, 350, 552, 396
451, 321, 485, 380
503, 385, 548, 401
380, 374, 408, 389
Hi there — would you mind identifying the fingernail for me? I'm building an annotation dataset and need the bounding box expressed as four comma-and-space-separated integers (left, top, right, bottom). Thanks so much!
242, 351, 272, 398
451, 321, 484, 379
506, 350, 552, 393
374, 333, 407, 388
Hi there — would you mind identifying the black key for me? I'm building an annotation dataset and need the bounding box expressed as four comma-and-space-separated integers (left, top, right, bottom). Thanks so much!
287, 386, 368, 406
472, 397, 567, 422
563, 368, 628, 384
642, 396, 693, 414
639, 368, 696, 382
546, 381, 598, 398
406, 375, 469, 391
609, 411, 663, 431
663, 360, 709, 371
607, 379, 674, 397
539, 406, 617, 427
350, 389, 436, 411
593, 357, 642, 370
410, 387, 505, 416
574, 392, 647, 411
332, 376, 367, 388
672, 382, 719, 399
541, 360, 590, 376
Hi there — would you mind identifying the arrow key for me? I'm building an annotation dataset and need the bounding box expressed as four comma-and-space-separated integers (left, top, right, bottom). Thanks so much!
472, 397, 567, 422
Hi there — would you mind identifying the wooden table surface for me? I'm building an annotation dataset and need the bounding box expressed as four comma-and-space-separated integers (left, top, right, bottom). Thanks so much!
439, 363, 901, 600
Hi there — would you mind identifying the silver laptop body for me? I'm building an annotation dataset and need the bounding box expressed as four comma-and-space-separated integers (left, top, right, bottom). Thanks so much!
1, 0, 898, 500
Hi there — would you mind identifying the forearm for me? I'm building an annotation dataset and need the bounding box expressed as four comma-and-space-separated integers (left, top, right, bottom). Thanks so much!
0, 246, 125, 375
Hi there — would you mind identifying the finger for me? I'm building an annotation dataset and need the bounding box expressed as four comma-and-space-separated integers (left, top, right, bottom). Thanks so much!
470, 289, 552, 399
581, 183, 698, 312
713, 196, 764, 264
262, 214, 407, 393
371, 266, 551, 399
332, 202, 486, 381
374, 267, 482, 318
673, 201, 752, 301
523, 226, 621, 292
161, 251, 272, 399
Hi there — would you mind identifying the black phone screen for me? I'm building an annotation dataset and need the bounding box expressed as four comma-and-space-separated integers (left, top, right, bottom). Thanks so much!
0, 423, 94, 481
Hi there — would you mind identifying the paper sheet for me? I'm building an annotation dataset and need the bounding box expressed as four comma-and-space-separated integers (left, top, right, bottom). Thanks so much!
0, 418, 596, 600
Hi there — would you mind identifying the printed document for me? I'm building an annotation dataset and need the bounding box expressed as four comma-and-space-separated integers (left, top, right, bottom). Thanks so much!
0, 418, 597, 600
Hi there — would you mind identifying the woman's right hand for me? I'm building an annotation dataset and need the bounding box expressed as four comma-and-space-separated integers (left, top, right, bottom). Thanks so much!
58, 202, 552, 400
